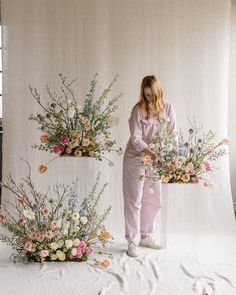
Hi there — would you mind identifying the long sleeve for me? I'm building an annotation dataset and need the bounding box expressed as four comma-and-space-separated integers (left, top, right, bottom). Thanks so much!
128, 105, 148, 152
166, 102, 177, 132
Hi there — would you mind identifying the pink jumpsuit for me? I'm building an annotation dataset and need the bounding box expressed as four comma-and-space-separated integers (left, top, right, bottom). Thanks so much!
123, 101, 177, 243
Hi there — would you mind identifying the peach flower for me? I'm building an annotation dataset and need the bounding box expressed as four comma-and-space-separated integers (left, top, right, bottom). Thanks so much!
100, 231, 111, 241
82, 139, 91, 147
24, 242, 36, 253
142, 155, 153, 165
40, 134, 49, 143
38, 165, 48, 174
100, 259, 110, 268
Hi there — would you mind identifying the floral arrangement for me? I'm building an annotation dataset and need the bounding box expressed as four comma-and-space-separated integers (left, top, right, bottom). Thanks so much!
141, 119, 228, 189
29, 73, 123, 172
0, 160, 112, 266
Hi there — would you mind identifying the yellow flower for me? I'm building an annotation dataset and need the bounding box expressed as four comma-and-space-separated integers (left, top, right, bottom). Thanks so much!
50, 254, 58, 261
181, 174, 190, 183
56, 250, 66, 261
161, 175, 170, 183
38, 165, 48, 174
100, 259, 110, 268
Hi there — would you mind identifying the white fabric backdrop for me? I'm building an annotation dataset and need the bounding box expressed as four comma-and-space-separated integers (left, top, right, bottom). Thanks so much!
1, 0, 236, 257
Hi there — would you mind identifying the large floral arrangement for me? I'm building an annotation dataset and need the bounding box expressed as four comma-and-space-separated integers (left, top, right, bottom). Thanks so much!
141, 119, 228, 189
29, 73, 123, 171
0, 161, 112, 266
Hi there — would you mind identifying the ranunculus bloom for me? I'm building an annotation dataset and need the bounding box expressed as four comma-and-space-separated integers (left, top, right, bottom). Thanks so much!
0, 215, 6, 223
66, 147, 72, 154
38, 164, 48, 174
86, 247, 94, 255
54, 145, 65, 154
82, 139, 90, 147
100, 259, 110, 268
142, 155, 153, 165
76, 249, 83, 259
74, 149, 82, 157
24, 242, 36, 253
40, 134, 49, 143
60, 135, 69, 145
78, 241, 86, 250
100, 231, 112, 241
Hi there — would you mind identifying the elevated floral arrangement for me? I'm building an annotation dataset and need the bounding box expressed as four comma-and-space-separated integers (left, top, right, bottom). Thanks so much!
141, 119, 228, 189
0, 160, 112, 266
29, 73, 123, 172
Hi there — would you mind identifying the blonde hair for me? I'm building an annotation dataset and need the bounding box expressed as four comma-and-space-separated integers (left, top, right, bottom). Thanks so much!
138, 75, 166, 120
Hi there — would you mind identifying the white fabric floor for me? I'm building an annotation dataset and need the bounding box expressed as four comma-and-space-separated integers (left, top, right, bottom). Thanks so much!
1, 237, 236, 295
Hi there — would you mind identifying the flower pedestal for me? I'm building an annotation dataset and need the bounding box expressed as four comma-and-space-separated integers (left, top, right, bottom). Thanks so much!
160, 183, 206, 255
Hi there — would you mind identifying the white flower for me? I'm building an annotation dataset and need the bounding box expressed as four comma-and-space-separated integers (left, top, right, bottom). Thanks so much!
80, 216, 88, 225
65, 239, 73, 249
77, 104, 82, 111
73, 238, 80, 247
71, 212, 80, 221
68, 107, 76, 118
50, 254, 58, 261
58, 240, 64, 248
63, 228, 68, 235
71, 248, 77, 256
149, 143, 155, 149
50, 242, 59, 251
56, 250, 66, 261
23, 209, 35, 220
107, 116, 119, 127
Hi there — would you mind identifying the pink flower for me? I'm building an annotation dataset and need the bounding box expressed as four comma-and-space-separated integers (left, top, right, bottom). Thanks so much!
37, 233, 45, 242
39, 250, 49, 258
50, 220, 61, 229
204, 161, 212, 172
18, 196, 26, 205
86, 247, 94, 255
30, 232, 38, 240
66, 147, 72, 154
53, 145, 65, 154
17, 217, 26, 225
175, 161, 182, 169
204, 182, 208, 187
192, 177, 200, 183
24, 242, 36, 253
76, 249, 83, 259
45, 230, 54, 239
60, 135, 69, 145
82, 139, 91, 147
0, 215, 6, 223
42, 208, 50, 217
78, 241, 87, 250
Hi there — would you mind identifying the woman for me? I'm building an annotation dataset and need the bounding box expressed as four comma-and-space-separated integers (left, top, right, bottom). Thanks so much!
123, 75, 177, 257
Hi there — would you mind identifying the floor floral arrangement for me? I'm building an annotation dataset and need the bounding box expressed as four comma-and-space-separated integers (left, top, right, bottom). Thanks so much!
0, 160, 112, 267
141, 119, 228, 189
29, 73, 123, 172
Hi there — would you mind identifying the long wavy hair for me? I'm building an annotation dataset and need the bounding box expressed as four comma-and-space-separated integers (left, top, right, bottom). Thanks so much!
138, 75, 166, 120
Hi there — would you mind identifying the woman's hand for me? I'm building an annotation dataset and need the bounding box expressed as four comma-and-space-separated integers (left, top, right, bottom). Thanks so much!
143, 147, 157, 161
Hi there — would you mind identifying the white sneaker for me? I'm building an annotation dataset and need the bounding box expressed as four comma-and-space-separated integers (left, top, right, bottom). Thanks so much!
127, 241, 139, 257
139, 235, 162, 250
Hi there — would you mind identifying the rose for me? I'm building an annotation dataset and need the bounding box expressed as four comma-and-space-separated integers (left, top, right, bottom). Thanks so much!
24, 242, 36, 253
86, 247, 94, 255
60, 135, 69, 145
143, 155, 153, 165
78, 241, 86, 250
39, 250, 49, 258
74, 149, 82, 157
192, 177, 200, 183
82, 139, 90, 147
45, 230, 54, 239
73, 239, 80, 247
66, 147, 72, 154
50, 254, 58, 261
37, 233, 45, 242
76, 249, 83, 259
56, 250, 66, 261
40, 135, 49, 143
53, 145, 65, 154
65, 240, 74, 249
50, 242, 59, 251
